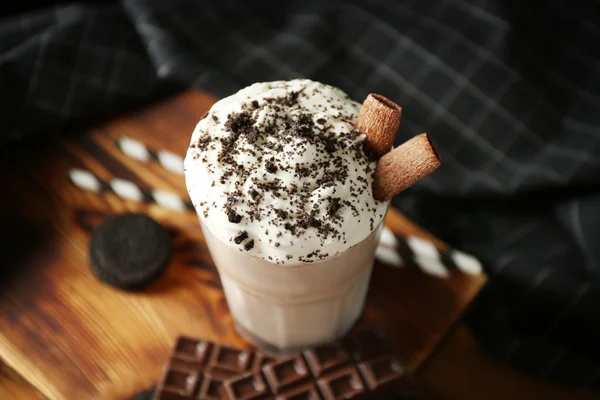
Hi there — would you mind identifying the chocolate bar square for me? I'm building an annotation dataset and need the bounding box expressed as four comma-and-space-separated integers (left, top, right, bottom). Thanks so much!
302, 342, 350, 376
197, 371, 234, 400
273, 383, 321, 400
358, 354, 405, 390
220, 371, 270, 399
174, 337, 211, 363
263, 357, 311, 393
162, 369, 199, 397
251, 354, 277, 373
208, 345, 253, 374
316, 366, 365, 399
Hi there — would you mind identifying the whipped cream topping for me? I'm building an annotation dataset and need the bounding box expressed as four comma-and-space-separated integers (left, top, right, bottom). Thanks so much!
184, 79, 388, 265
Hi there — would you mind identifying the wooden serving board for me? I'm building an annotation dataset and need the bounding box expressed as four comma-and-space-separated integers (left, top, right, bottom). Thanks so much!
0, 90, 486, 400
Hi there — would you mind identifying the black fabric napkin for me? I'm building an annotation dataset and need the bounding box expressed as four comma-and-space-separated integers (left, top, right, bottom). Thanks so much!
1, 0, 599, 388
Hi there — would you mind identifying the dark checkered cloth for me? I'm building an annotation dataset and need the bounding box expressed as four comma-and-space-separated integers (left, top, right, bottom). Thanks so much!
1, 0, 599, 388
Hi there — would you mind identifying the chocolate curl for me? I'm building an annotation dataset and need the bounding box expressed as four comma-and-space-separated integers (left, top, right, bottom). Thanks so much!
357, 94, 402, 158
373, 133, 441, 201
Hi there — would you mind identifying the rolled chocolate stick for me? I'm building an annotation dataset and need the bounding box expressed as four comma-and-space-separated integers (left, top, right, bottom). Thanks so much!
357, 94, 402, 158
373, 133, 441, 201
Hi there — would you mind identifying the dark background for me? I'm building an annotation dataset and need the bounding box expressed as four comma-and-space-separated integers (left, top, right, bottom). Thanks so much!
1, 0, 599, 388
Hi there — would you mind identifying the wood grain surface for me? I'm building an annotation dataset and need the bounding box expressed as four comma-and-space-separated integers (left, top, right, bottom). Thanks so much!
0, 362, 44, 399
0, 91, 486, 400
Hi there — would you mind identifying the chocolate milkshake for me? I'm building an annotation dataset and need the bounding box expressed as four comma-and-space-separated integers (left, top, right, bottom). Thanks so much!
185, 80, 389, 353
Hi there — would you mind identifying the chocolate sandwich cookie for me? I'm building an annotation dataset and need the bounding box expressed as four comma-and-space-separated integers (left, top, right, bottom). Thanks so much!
89, 213, 170, 290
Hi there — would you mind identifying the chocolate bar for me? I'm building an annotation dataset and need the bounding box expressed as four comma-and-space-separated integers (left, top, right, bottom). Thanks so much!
153, 336, 276, 400
221, 328, 414, 399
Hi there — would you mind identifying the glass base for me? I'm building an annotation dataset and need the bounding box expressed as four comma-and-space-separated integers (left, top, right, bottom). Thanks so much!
234, 320, 325, 357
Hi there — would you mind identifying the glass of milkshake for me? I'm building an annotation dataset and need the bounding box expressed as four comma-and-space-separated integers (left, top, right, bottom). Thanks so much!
185, 80, 390, 354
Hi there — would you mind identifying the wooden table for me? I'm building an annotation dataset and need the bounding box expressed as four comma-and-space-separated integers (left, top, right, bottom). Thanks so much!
0, 90, 486, 399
